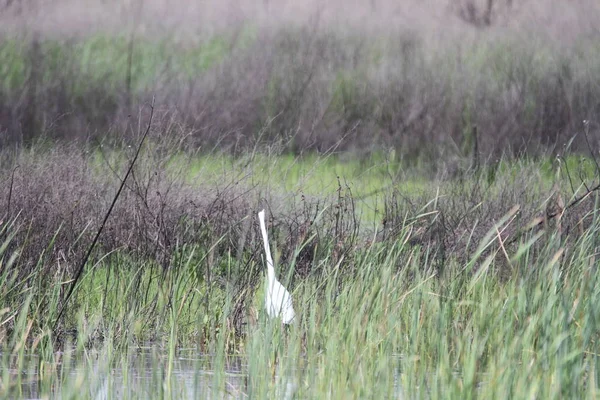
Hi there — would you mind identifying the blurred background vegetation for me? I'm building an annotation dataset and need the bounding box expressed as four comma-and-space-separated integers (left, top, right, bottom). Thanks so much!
1, 0, 599, 166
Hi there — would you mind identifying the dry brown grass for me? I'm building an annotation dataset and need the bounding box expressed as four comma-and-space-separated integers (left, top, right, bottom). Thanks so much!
2, 141, 597, 283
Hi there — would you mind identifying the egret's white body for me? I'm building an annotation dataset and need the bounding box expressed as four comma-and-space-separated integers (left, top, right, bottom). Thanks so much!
258, 210, 295, 324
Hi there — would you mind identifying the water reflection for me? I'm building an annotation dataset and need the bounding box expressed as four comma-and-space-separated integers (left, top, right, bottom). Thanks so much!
9, 349, 402, 399
4, 350, 246, 399
92, 350, 249, 399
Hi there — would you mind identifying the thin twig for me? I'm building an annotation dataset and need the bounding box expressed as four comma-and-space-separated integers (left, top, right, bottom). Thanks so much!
6, 165, 18, 221
559, 155, 576, 195
53, 98, 155, 333
505, 180, 600, 248
583, 120, 600, 179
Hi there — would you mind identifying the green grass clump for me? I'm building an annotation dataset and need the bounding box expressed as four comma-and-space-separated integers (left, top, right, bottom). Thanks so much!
0, 34, 231, 96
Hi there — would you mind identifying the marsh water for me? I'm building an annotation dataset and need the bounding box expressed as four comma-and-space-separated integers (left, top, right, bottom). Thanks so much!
10, 348, 302, 399
9, 348, 404, 399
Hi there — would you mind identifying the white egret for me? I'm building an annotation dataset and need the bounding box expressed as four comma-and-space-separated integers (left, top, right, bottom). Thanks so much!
258, 209, 295, 324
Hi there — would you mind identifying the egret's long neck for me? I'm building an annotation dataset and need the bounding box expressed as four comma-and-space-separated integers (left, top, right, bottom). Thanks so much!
265, 260, 275, 285
258, 210, 276, 284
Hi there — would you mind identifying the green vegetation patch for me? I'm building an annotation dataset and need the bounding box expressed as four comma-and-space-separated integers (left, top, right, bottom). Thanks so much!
0, 34, 231, 95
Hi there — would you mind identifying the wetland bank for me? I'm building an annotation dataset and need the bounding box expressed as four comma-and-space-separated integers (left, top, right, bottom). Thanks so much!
2, 0, 600, 398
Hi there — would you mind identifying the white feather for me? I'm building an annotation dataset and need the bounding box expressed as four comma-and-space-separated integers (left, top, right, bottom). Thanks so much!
258, 209, 295, 324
